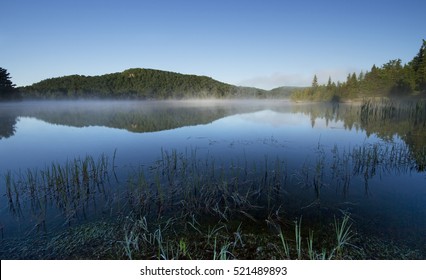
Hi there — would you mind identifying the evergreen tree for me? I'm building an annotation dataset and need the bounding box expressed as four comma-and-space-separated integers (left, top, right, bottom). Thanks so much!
312, 75, 319, 88
358, 71, 365, 81
410, 39, 426, 92
0, 67, 16, 99
326, 76, 332, 89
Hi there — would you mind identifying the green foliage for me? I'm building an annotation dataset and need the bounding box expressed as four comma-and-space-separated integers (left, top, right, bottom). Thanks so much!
292, 40, 426, 101
19, 68, 269, 99
268, 86, 303, 98
0, 67, 18, 100
410, 39, 426, 92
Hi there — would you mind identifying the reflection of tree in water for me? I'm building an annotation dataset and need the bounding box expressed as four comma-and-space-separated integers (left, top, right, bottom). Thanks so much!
356, 100, 426, 171
404, 130, 426, 171
0, 115, 17, 139
291, 100, 426, 171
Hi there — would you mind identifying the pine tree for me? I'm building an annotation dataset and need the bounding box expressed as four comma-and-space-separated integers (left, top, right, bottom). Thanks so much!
411, 39, 426, 92
0, 67, 16, 99
312, 75, 319, 88
358, 71, 365, 81
326, 76, 332, 89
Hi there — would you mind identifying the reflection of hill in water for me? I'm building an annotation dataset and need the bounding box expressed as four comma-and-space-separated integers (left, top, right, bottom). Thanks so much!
28, 103, 230, 133
1, 100, 425, 168
0, 101, 290, 139
4, 101, 283, 134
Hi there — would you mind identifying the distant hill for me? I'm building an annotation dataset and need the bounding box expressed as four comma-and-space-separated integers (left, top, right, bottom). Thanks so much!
19, 68, 271, 99
269, 86, 305, 98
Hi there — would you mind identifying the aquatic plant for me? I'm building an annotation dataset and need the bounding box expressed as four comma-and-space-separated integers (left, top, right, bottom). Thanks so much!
332, 212, 355, 259
278, 228, 290, 259
4, 154, 114, 233
294, 217, 302, 259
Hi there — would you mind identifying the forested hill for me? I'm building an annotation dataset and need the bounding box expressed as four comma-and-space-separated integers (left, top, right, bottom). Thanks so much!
19, 68, 268, 99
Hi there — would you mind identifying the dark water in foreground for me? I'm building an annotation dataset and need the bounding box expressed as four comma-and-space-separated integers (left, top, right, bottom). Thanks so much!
0, 100, 425, 258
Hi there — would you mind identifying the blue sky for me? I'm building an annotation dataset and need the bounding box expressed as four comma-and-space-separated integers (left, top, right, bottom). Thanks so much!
1, 0, 425, 89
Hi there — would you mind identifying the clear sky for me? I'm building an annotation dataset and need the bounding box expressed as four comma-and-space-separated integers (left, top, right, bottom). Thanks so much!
1, 0, 425, 89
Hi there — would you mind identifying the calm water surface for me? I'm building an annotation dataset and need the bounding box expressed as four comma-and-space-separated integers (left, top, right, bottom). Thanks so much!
0, 100, 425, 253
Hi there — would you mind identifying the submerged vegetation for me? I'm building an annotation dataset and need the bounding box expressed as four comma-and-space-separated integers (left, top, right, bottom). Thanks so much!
4, 154, 114, 233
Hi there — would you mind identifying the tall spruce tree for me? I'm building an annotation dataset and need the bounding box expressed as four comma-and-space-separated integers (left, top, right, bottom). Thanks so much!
312, 75, 319, 87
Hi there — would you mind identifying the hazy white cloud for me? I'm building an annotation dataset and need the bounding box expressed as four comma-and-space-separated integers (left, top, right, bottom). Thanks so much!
238, 73, 312, 90
314, 67, 361, 85
238, 67, 363, 90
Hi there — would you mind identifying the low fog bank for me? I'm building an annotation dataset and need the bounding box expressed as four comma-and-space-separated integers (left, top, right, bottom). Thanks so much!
0, 98, 293, 112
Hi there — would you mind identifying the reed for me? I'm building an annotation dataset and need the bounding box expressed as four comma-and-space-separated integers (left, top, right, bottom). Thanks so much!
123, 225, 140, 260
206, 223, 225, 246
360, 98, 426, 125
213, 238, 232, 260
178, 238, 189, 259
232, 222, 244, 248
294, 217, 302, 259
333, 212, 354, 258
307, 230, 314, 260
187, 214, 202, 234
5, 171, 12, 204
278, 228, 290, 259
4, 153, 115, 230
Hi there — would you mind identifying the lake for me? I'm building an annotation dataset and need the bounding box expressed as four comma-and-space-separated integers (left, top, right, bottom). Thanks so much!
0, 99, 425, 259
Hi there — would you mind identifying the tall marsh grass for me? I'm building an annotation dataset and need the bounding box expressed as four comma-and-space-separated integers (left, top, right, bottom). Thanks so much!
3, 154, 113, 233
360, 98, 426, 126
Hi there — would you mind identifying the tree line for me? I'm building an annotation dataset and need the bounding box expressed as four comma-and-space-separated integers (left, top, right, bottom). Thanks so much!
291, 40, 426, 101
